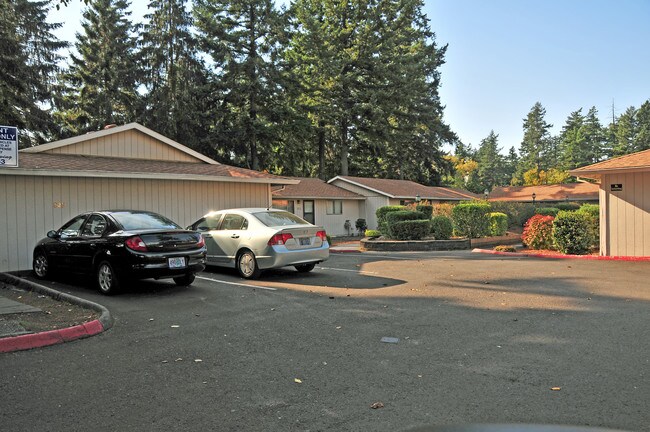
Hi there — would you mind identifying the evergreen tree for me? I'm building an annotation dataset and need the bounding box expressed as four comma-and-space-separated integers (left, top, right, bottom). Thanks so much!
1, 0, 67, 146
139, 0, 210, 152
582, 106, 606, 163
194, 0, 285, 170
611, 106, 637, 156
559, 108, 586, 170
505, 146, 519, 185
56, 0, 139, 135
516, 102, 552, 181
634, 100, 650, 152
476, 131, 508, 190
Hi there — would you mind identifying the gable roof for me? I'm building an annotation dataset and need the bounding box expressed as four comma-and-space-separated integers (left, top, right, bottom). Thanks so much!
272, 177, 365, 200
328, 175, 479, 201
488, 182, 599, 202
20, 123, 219, 165
2, 152, 298, 184
570, 148, 650, 179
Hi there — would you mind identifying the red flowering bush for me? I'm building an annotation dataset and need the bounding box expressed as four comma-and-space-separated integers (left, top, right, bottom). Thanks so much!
522, 214, 555, 250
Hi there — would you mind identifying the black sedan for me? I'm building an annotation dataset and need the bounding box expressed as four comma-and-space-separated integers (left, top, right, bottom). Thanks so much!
32, 210, 207, 295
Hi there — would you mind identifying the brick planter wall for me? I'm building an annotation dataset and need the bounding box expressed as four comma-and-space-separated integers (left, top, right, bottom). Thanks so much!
470, 232, 522, 249
360, 238, 470, 252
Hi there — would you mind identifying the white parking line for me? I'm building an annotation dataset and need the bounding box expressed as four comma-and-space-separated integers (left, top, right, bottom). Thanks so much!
316, 266, 378, 275
197, 276, 277, 291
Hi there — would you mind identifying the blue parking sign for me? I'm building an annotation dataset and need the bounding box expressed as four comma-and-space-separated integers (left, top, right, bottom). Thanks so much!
0, 126, 18, 167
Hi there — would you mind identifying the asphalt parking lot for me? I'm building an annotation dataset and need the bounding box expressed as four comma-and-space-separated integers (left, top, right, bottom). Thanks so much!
1, 251, 649, 432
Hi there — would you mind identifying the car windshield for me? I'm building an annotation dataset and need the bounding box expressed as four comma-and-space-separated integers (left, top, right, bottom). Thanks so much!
253, 211, 310, 227
111, 211, 181, 230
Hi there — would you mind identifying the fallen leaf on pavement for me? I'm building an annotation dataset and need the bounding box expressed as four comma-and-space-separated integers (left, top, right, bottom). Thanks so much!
194, 359, 202, 363
551, 387, 561, 391
294, 378, 302, 384
370, 402, 384, 409
171, 325, 180, 328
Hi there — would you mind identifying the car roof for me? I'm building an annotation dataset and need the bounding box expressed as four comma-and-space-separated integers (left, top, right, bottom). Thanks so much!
202, 208, 284, 217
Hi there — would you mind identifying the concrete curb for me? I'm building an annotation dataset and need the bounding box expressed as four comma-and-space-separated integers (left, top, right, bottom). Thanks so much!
472, 248, 650, 261
330, 249, 361, 254
0, 273, 113, 353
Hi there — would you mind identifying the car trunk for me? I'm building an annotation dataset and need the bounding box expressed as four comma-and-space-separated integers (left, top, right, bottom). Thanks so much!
136, 231, 201, 252
277, 226, 324, 250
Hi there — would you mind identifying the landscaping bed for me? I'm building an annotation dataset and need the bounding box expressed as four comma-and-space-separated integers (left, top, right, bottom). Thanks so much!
360, 237, 470, 251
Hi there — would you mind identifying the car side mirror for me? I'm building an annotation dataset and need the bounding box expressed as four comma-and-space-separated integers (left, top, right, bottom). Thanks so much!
46, 230, 59, 239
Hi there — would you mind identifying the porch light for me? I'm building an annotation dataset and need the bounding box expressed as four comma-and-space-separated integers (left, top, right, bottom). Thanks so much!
415, 194, 421, 203
532, 192, 537, 206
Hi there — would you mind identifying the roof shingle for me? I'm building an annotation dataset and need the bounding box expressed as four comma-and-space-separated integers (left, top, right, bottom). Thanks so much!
570, 149, 650, 178
272, 178, 365, 199
332, 176, 479, 200
489, 183, 599, 202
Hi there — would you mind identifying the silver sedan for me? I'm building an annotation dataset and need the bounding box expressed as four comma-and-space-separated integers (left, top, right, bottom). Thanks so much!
188, 208, 329, 279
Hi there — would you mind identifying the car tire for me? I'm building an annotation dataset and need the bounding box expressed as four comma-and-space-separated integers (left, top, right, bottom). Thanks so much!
295, 263, 316, 273
33, 250, 51, 279
96, 260, 121, 295
173, 273, 196, 286
237, 250, 261, 279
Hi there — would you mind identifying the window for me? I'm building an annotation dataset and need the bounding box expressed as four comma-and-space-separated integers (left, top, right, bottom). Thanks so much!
219, 214, 247, 230
272, 199, 295, 214
196, 215, 222, 231
81, 214, 107, 237
254, 211, 309, 227
112, 211, 180, 230
326, 200, 343, 215
59, 215, 88, 237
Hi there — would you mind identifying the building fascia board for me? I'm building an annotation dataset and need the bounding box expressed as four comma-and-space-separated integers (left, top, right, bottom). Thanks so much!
570, 166, 650, 179
20, 123, 220, 165
0, 168, 300, 185
327, 176, 395, 198
272, 195, 366, 200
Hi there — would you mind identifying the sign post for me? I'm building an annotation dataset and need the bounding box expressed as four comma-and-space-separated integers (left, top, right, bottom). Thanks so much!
0, 126, 19, 167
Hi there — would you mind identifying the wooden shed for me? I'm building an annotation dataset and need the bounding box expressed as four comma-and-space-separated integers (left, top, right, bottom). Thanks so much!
571, 149, 650, 257
0, 123, 295, 272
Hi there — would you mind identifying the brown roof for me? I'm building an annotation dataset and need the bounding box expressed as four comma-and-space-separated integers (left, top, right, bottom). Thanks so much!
272, 177, 365, 199
489, 183, 599, 202
331, 176, 479, 200
570, 149, 650, 179
8, 153, 294, 183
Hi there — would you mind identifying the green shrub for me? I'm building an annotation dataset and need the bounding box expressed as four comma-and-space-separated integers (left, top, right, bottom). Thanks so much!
389, 220, 431, 240
326, 234, 332, 245
488, 212, 508, 236
386, 211, 426, 239
376, 205, 407, 234
433, 203, 454, 218
415, 204, 433, 220
521, 214, 555, 250
355, 218, 367, 234
488, 201, 536, 227
494, 245, 516, 253
430, 215, 453, 240
451, 202, 491, 238
577, 204, 600, 246
577, 204, 599, 219
552, 211, 595, 255
365, 229, 381, 238
535, 207, 560, 217
556, 202, 581, 211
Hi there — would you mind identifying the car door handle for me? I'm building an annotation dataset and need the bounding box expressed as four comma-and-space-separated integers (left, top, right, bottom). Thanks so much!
231, 234, 240, 239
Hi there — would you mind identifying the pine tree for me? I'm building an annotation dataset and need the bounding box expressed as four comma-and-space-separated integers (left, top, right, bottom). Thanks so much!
1, 0, 67, 146
516, 102, 553, 181
138, 0, 210, 152
56, 0, 139, 135
559, 108, 586, 170
476, 131, 508, 190
634, 100, 650, 152
582, 106, 606, 163
194, 0, 285, 170
611, 106, 637, 156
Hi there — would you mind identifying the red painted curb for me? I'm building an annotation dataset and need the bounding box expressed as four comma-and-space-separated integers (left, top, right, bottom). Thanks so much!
472, 248, 650, 261
0, 319, 105, 354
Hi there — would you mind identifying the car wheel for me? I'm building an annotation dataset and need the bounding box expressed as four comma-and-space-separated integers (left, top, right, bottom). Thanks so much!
295, 263, 316, 273
33, 251, 51, 279
237, 250, 261, 279
96, 261, 120, 295
173, 273, 196, 286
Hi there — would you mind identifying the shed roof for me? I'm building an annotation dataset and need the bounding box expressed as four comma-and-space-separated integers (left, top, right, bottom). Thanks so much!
1, 153, 297, 184
272, 177, 365, 199
570, 149, 650, 179
329, 176, 479, 200
488, 182, 599, 202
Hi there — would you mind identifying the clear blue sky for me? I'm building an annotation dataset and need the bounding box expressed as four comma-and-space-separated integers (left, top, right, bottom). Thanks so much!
50, 0, 650, 155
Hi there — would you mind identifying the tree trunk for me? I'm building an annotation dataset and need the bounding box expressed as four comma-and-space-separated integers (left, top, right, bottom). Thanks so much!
340, 117, 349, 176
318, 120, 325, 179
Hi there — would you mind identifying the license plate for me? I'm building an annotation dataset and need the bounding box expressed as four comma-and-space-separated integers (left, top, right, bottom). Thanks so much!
168, 257, 186, 268
299, 237, 311, 246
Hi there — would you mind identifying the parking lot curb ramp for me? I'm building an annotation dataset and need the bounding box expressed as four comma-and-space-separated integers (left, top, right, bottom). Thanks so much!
0, 273, 113, 354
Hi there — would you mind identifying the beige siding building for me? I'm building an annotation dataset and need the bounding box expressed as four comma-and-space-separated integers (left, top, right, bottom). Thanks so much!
0, 123, 295, 272
571, 149, 650, 257
328, 176, 478, 229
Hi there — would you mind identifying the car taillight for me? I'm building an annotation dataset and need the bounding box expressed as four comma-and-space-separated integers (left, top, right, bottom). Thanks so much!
316, 230, 327, 242
125, 236, 148, 252
268, 232, 294, 246
196, 235, 205, 248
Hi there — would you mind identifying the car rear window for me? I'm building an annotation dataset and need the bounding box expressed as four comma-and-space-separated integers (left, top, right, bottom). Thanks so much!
253, 211, 310, 227
112, 212, 181, 230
